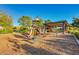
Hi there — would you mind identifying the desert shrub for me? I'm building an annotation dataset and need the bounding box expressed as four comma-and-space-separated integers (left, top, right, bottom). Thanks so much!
19, 29, 28, 34
0, 29, 5, 34
18, 27, 28, 34
0, 27, 13, 34
67, 27, 79, 39
74, 32, 79, 39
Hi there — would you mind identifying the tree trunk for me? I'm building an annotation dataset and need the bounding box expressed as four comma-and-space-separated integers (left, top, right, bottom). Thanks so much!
29, 27, 32, 37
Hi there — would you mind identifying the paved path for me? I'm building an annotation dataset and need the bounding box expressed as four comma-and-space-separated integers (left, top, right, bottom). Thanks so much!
22, 33, 79, 55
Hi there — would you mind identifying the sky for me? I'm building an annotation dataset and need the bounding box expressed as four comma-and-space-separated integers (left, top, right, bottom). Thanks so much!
0, 4, 79, 26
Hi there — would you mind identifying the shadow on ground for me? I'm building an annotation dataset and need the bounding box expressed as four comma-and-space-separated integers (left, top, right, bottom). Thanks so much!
13, 34, 27, 39
20, 43, 58, 55
44, 36, 79, 55
8, 34, 57, 55
8, 39, 57, 55
8, 33, 79, 55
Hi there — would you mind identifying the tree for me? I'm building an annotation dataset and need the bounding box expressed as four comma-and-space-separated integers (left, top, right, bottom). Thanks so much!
72, 17, 79, 27
0, 11, 13, 27
0, 11, 13, 33
18, 16, 32, 26
38, 18, 44, 33
34, 17, 44, 27
18, 16, 32, 35
45, 19, 52, 24
33, 17, 44, 34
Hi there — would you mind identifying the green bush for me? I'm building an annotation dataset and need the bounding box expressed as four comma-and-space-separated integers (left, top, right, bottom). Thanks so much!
18, 27, 28, 34
19, 29, 28, 33
0, 28, 13, 34
68, 27, 79, 39
74, 32, 79, 39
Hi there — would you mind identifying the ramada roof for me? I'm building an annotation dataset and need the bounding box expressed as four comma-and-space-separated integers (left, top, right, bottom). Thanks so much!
45, 20, 68, 27
45, 20, 67, 24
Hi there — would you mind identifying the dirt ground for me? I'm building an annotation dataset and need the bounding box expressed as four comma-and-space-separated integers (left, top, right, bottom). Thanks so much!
0, 32, 79, 55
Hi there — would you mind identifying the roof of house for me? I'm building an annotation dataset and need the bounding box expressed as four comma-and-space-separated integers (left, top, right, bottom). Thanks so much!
45, 20, 68, 27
